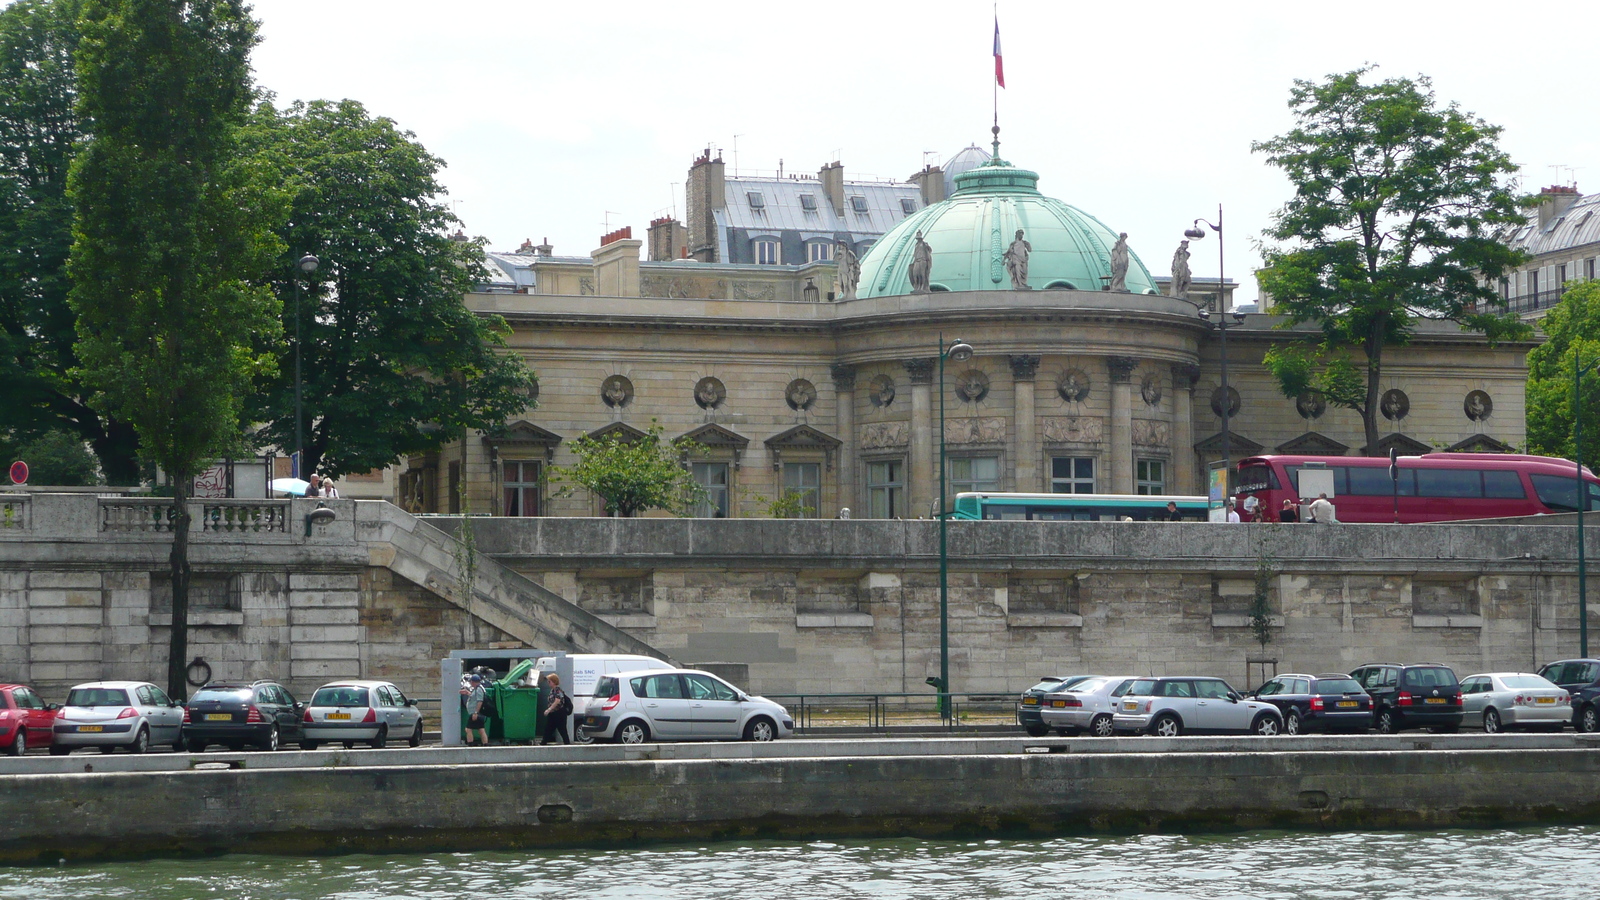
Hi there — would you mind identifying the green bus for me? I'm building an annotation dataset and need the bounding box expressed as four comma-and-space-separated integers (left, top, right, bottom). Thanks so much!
950, 492, 1218, 522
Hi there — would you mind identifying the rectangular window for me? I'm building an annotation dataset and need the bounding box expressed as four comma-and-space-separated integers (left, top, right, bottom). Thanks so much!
1416, 468, 1483, 498
1588, 258, 1596, 280
746, 191, 765, 209
849, 196, 869, 213
1484, 470, 1527, 499
1050, 456, 1096, 494
950, 456, 1001, 494
502, 460, 542, 517
808, 242, 834, 263
781, 462, 821, 518
1529, 269, 1540, 296
447, 461, 461, 514
1135, 458, 1165, 495
867, 459, 904, 519
900, 198, 917, 214
691, 462, 729, 517
1558, 264, 1567, 285
798, 194, 817, 211
1500, 277, 1509, 299
755, 239, 779, 265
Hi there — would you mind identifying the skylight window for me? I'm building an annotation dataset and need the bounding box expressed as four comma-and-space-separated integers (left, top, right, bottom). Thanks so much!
900, 198, 917, 214
850, 196, 869, 213
747, 192, 766, 210
799, 194, 817, 211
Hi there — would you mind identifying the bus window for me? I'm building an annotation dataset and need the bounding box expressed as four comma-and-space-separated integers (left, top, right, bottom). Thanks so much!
1236, 464, 1278, 493
1531, 474, 1584, 511
1417, 469, 1483, 498
1345, 467, 1392, 496
1484, 470, 1527, 499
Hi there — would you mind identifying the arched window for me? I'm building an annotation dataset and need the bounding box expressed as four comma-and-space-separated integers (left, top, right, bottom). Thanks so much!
754, 238, 780, 265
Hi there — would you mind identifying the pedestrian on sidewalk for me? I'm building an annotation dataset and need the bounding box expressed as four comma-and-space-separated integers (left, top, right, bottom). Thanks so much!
542, 674, 572, 745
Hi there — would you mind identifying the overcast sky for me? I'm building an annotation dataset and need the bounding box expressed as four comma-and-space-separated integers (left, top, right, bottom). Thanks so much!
250, 0, 1598, 304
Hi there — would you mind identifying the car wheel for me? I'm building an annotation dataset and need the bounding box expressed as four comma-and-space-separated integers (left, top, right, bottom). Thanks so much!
369, 726, 387, 750
574, 728, 595, 745
1090, 714, 1115, 738
260, 726, 280, 752
1483, 709, 1502, 734
1151, 714, 1182, 737
186, 738, 207, 753
1251, 714, 1282, 736
300, 741, 319, 751
49, 745, 69, 756
409, 721, 423, 748
8, 730, 24, 757
1376, 709, 1400, 734
1284, 712, 1302, 736
615, 720, 650, 745
128, 726, 149, 755
1024, 723, 1050, 737
744, 717, 777, 742
1580, 705, 1600, 734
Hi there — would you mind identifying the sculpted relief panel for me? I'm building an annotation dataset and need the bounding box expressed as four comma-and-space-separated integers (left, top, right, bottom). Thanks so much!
944, 417, 1006, 445
1041, 417, 1104, 445
1131, 420, 1170, 448
859, 421, 910, 450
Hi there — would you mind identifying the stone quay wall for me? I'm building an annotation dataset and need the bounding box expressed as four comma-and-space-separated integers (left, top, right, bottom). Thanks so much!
434, 516, 1598, 697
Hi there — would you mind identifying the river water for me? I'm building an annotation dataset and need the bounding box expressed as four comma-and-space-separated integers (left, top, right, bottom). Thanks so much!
4, 826, 1593, 899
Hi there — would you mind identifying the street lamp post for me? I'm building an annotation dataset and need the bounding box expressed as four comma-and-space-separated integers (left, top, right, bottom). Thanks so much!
936, 334, 974, 723
293, 254, 319, 475
1185, 207, 1241, 500
1577, 353, 1598, 658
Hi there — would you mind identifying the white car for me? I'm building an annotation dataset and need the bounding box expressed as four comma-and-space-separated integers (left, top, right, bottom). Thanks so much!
300, 680, 423, 750
50, 681, 184, 755
1112, 676, 1283, 736
1039, 675, 1140, 737
1460, 672, 1570, 733
537, 654, 675, 744
580, 667, 794, 744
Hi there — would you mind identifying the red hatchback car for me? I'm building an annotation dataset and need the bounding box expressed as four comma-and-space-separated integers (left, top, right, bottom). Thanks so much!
0, 684, 58, 755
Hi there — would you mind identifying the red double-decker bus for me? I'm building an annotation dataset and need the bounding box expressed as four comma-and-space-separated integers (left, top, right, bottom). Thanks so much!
1234, 453, 1600, 524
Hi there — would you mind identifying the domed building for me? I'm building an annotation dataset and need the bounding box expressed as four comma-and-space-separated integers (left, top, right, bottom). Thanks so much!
403, 143, 1534, 522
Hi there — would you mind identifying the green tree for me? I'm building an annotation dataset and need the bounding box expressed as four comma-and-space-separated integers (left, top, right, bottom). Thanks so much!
16, 428, 99, 485
1249, 555, 1276, 653
0, 0, 142, 483
241, 99, 535, 479
1527, 281, 1600, 463
552, 424, 705, 517
68, 0, 282, 700
1253, 67, 1530, 454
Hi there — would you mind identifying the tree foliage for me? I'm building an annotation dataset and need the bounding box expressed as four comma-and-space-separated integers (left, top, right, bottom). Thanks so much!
1253, 67, 1530, 454
241, 99, 536, 479
552, 424, 705, 517
0, 0, 142, 483
1249, 555, 1276, 652
1527, 281, 1600, 463
68, 0, 281, 698
16, 428, 99, 485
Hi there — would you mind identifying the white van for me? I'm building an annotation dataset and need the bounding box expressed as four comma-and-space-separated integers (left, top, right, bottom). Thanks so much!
536, 654, 674, 741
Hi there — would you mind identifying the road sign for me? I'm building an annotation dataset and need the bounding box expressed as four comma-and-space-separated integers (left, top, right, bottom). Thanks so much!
7, 461, 26, 485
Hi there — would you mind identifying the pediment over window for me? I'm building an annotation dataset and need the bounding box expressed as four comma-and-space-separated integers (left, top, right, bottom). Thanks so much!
585, 421, 648, 444
1364, 433, 1431, 457
765, 424, 843, 470
487, 420, 563, 446
679, 423, 750, 450
1445, 433, 1516, 453
1193, 432, 1264, 456
1275, 432, 1350, 455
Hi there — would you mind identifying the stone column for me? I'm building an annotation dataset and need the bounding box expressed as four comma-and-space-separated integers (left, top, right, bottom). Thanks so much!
1107, 356, 1139, 494
831, 364, 857, 516
1009, 355, 1041, 492
905, 358, 936, 518
1171, 364, 1201, 495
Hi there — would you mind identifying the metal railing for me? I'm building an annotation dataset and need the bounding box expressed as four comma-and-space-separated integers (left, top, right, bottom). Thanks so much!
764, 691, 1018, 732
1506, 289, 1565, 314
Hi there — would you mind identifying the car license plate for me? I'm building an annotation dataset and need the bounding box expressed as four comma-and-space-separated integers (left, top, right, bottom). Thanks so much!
1022, 698, 1038, 706
1050, 700, 1066, 708
1425, 697, 1446, 704
326, 712, 351, 720
1123, 701, 1138, 711
205, 713, 231, 721
1337, 701, 1358, 708
78, 725, 103, 732
1537, 697, 1555, 704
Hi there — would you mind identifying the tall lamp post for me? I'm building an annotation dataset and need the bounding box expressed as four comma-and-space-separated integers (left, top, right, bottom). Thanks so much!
1185, 207, 1241, 499
1577, 352, 1598, 658
293, 254, 319, 476
936, 334, 974, 722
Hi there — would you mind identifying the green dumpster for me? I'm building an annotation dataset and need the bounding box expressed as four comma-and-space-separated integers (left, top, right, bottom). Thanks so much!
494, 659, 546, 743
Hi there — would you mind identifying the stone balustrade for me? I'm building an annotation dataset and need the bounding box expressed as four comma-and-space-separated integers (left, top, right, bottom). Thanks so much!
0, 496, 27, 532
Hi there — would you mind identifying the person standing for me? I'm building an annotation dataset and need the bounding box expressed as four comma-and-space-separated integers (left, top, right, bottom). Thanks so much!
541, 673, 572, 746
304, 474, 322, 498
320, 476, 339, 499
1165, 501, 1183, 522
463, 674, 490, 746
1225, 499, 1241, 523
1278, 499, 1300, 523
1309, 493, 1337, 524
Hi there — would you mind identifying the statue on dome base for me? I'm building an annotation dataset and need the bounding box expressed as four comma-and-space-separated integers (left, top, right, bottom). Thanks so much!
835, 240, 860, 301
1109, 233, 1130, 292
1004, 229, 1032, 290
908, 231, 933, 294
1170, 239, 1192, 300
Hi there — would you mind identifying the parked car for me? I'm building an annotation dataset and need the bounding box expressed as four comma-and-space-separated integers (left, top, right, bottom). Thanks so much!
300, 680, 422, 750
580, 667, 794, 744
1536, 658, 1600, 733
1017, 674, 1094, 737
1249, 673, 1373, 735
1038, 676, 1138, 737
50, 681, 184, 755
1112, 676, 1283, 736
183, 680, 303, 751
0, 684, 57, 755
1349, 663, 1463, 734
537, 654, 675, 744
1460, 672, 1570, 733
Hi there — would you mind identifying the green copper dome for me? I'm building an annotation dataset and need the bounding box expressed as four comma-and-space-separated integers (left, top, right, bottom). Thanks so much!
856, 151, 1158, 297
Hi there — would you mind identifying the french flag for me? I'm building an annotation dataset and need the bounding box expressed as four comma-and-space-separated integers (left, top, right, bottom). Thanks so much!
993, 18, 1005, 88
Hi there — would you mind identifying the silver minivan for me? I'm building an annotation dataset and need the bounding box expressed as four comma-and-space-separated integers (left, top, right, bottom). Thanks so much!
580, 667, 794, 744
537, 654, 675, 743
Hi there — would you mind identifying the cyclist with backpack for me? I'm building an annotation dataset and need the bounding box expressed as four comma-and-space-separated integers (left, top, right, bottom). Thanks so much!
541, 673, 573, 745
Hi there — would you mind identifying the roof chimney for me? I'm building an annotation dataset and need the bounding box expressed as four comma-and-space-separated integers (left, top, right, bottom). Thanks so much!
1538, 185, 1581, 229
819, 161, 845, 217
535, 237, 553, 256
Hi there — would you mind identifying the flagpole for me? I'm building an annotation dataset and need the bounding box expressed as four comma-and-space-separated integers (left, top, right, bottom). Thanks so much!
993, 3, 998, 134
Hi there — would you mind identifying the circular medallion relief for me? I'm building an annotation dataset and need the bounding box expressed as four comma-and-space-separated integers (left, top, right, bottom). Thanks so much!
601, 375, 633, 408
523, 379, 540, 406
1380, 389, 1410, 421
785, 378, 817, 411
869, 374, 896, 408
1139, 372, 1163, 406
1210, 385, 1241, 418
1057, 368, 1091, 403
1464, 390, 1492, 422
1295, 391, 1325, 420
954, 369, 990, 403
694, 376, 726, 410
